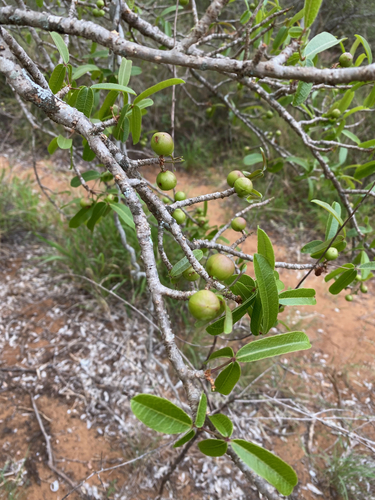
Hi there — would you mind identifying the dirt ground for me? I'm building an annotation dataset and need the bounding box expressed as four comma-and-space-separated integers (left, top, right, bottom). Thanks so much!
1, 156, 375, 500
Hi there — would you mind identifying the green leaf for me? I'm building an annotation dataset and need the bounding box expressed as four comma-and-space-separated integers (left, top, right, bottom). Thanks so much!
206, 293, 256, 336
288, 27, 303, 38
304, 0, 324, 28
224, 303, 233, 334
214, 362, 241, 395
250, 292, 262, 336
49, 64, 66, 94
304, 32, 342, 60
236, 331, 311, 363
50, 32, 69, 64
69, 205, 94, 228
253, 254, 279, 334
359, 139, 375, 148
70, 170, 100, 187
226, 274, 256, 301
364, 84, 375, 108
359, 262, 375, 270
243, 153, 263, 166
98, 90, 119, 120
48, 137, 59, 155
82, 142, 96, 161
354, 161, 375, 180
36, 0, 43, 7
131, 105, 142, 145
133, 78, 185, 105
272, 26, 288, 51
311, 199, 345, 237
170, 250, 203, 278
87, 201, 107, 231
134, 98, 154, 110
307, 236, 345, 257
278, 289, 316, 306
195, 393, 207, 428
118, 58, 132, 87
354, 34, 372, 64
342, 130, 361, 144
325, 201, 341, 240
328, 269, 357, 295
293, 81, 313, 107
57, 135, 72, 150
109, 202, 135, 229
208, 347, 234, 362
301, 240, 323, 254
325, 263, 354, 282
357, 251, 371, 280
113, 104, 130, 140
131, 395, 192, 434
120, 117, 130, 142
336, 90, 355, 114
231, 439, 298, 496
76, 87, 94, 118
240, 10, 251, 24
257, 227, 275, 269
173, 429, 195, 448
91, 83, 136, 95
198, 439, 228, 457
208, 414, 233, 438
72, 64, 99, 80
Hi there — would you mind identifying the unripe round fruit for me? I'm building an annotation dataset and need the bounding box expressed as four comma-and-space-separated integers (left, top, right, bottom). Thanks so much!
80, 198, 93, 208
162, 196, 170, 204
183, 266, 199, 281
96, 0, 104, 6
101, 171, 113, 183
244, 146, 250, 152
151, 132, 174, 157
231, 217, 246, 232
227, 170, 244, 187
188, 290, 221, 321
206, 254, 235, 281
356, 273, 362, 281
98, 9, 105, 16
330, 109, 341, 119
234, 177, 253, 198
250, 2, 256, 8
325, 247, 339, 261
360, 284, 368, 293
179, 0, 189, 6
339, 52, 353, 68
345, 294, 353, 302
237, 83, 243, 91
279, 305, 285, 312
172, 209, 186, 225
174, 191, 186, 201
156, 170, 177, 191
104, 193, 115, 203
92, 8, 100, 16
276, 130, 282, 137
112, 104, 119, 115
266, 110, 273, 119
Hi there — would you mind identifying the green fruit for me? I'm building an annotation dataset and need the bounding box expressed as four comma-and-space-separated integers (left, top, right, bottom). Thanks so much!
266, 110, 273, 119
172, 209, 186, 225
100, 171, 113, 183
339, 52, 353, 68
231, 217, 246, 232
188, 290, 221, 321
279, 305, 285, 312
156, 171, 177, 191
330, 109, 341, 119
243, 146, 250, 152
234, 177, 253, 198
275, 130, 282, 137
356, 273, 362, 281
345, 294, 353, 302
140, 139, 147, 147
104, 193, 115, 203
227, 170, 244, 187
98, 9, 105, 16
206, 254, 235, 281
196, 207, 204, 215
179, 0, 189, 6
96, 0, 104, 6
183, 266, 199, 281
325, 247, 338, 261
174, 191, 186, 201
237, 83, 243, 91
92, 8, 100, 16
360, 284, 368, 293
250, 2, 256, 8
162, 196, 170, 204
151, 132, 174, 157
80, 198, 93, 208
